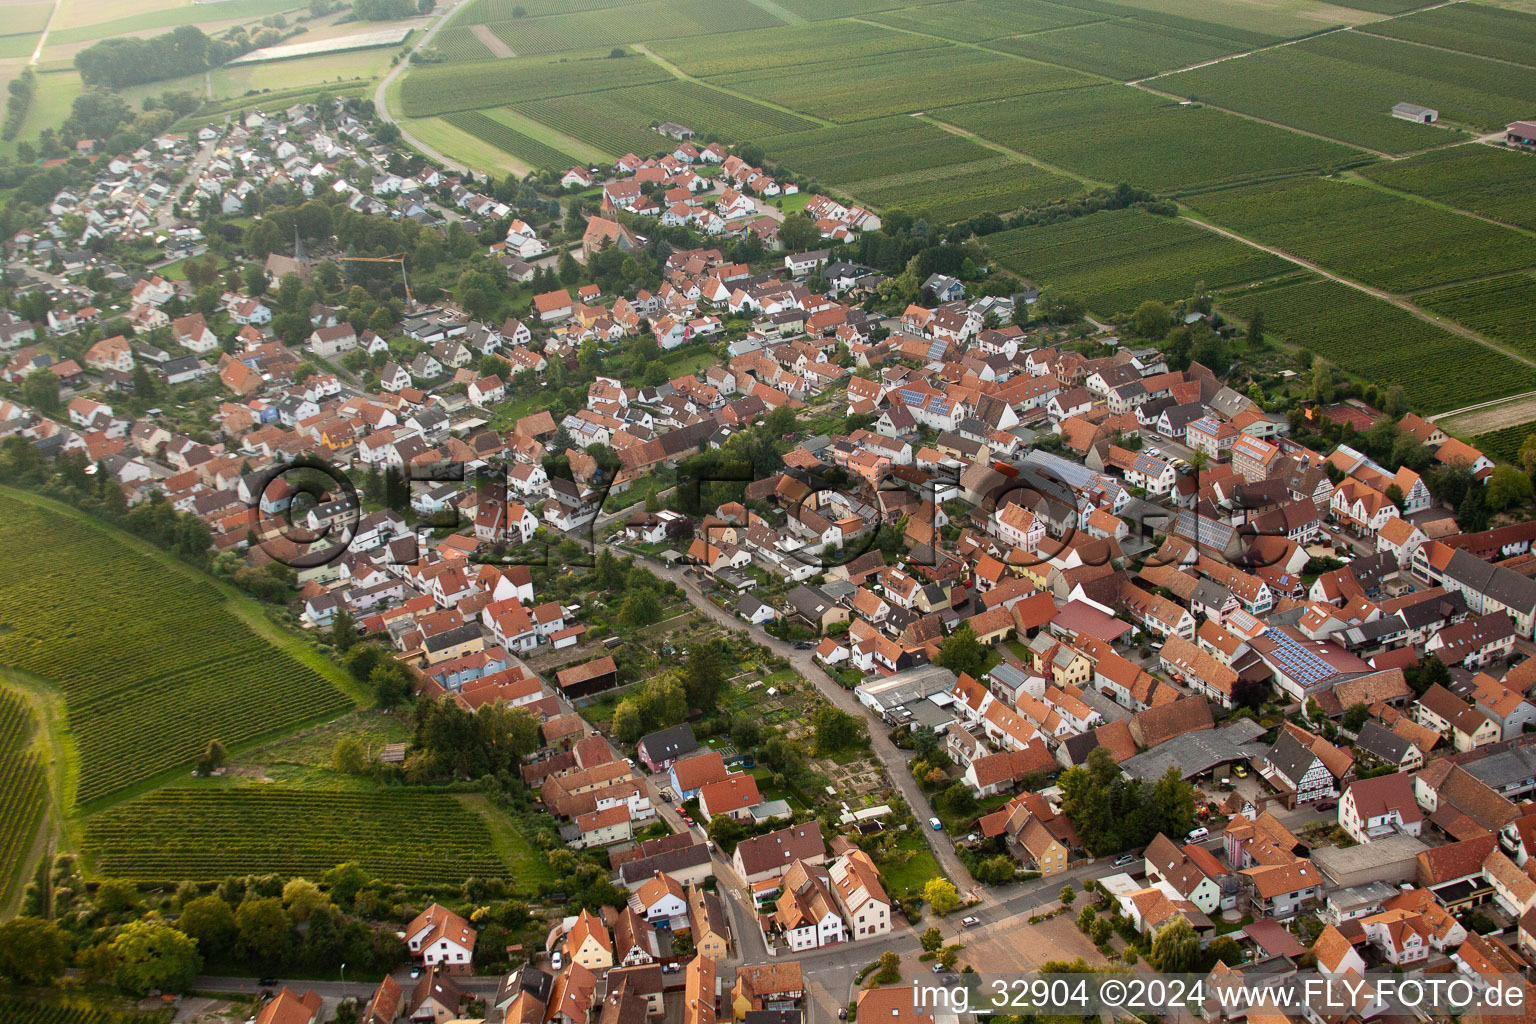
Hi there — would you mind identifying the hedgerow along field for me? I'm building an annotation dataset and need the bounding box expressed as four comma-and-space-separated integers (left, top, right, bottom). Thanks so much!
1359, 146, 1536, 232
934, 86, 1361, 194
1186, 175, 1535, 293
0, 687, 46, 907
985, 206, 1291, 315
1218, 276, 1536, 414
1416, 275, 1536, 361
1158, 29, 1536, 154
81, 787, 550, 888
0, 492, 355, 806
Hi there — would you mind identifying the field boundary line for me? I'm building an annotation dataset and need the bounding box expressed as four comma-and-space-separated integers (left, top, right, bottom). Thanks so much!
632, 43, 837, 127
1434, 389, 1536, 425
844, 15, 1122, 86
1178, 208, 1536, 374
913, 115, 1108, 189
1350, 26, 1536, 72
1340, 170, 1536, 240
742, 0, 806, 25
1405, 269, 1536, 300
1130, 79, 1397, 158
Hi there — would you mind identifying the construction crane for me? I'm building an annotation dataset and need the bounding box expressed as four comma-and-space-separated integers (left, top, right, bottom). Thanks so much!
336, 253, 415, 310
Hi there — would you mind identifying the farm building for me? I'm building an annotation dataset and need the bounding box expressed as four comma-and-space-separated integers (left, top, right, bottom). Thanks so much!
1391, 102, 1438, 124
657, 122, 694, 141
556, 655, 619, 697
1507, 121, 1536, 147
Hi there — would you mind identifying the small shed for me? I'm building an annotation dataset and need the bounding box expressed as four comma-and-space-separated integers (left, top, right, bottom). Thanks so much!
1392, 102, 1438, 124
1507, 120, 1536, 147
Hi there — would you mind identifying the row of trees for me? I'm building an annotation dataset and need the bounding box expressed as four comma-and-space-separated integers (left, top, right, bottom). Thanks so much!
1059, 748, 1197, 855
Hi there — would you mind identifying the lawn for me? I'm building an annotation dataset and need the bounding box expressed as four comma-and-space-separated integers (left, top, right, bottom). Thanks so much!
875, 831, 945, 900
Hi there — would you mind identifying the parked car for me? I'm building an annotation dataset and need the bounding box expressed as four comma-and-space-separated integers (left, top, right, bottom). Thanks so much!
929, 817, 944, 830
961, 916, 980, 928
662, 963, 681, 974
1187, 826, 1210, 842
1113, 853, 1136, 867
838, 1010, 848, 1020
1317, 800, 1338, 812
1233, 764, 1248, 778
409, 967, 421, 979
551, 951, 563, 971
259, 978, 279, 988
932, 964, 947, 973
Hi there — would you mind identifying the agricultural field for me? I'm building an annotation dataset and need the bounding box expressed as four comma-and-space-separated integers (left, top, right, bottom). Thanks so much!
1362, 2, 1536, 65
430, 25, 496, 61
985, 206, 1291, 315
1218, 276, 1536, 412
445, 110, 581, 170
648, 19, 941, 78
991, 18, 1241, 80
0, 688, 46, 908
0, 492, 356, 807
209, 47, 395, 97
47, 0, 304, 44
0, 998, 154, 1024
81, 787, 546, 887
1186, 175, 1535, 293
1158, 30, 1536, 154
936, 85, 1359, 193
708, 45, 1098, 122
850, 155, 1085, 222
1359, 145, 1536, 231
1472, 422, 1536, 466
482, 0, 784, 57
399, 52, 671, 117
457, 0, 651, 20
759, 115, 994, 185
0, 1, 49, 42
1043, 0, 1346, 46
865, 0, 1100, 42
1416, 275, 1536, 359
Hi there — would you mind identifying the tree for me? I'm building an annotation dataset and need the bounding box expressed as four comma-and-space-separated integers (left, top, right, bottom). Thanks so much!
1246, 308, 1265, 344
370, 661, 413, 708
22, 368, 59, 412
937, 945, 960, 970
973, 855, 1015, 884
811, 705, 862, 755
1149, 766, 1196, 841
1149, 916, 1200, 972
559, 250, 580, 285
176, 895, 237, 958
921, 926, 943, 953
195, 739, 227, 776
333, 736, 367, 774
235, 897, 292, 963
875, 951, 901, 984
0, 917, 71, 985
329, 608, 358, 651
321, 863, 371, 908
763, 403, 797, 438
1059, 884, 1075, 907
96, 878, 140, 915
778, 215, 819, 253
1486, 464, 1533, 512
1132, 300, 1170, 339
620, 589, 662, 627
109, 921, 203, 995
936, 624, 986, 678
1341, 703, 1369, 733
282, 878, 328, 922
684, 640, 727, 712
923, 878, 960, 915
1520, 433, 1536, 478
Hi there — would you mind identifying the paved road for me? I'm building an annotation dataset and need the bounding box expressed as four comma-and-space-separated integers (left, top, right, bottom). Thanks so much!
374, 3, 468, 175
590, 531, 979, 898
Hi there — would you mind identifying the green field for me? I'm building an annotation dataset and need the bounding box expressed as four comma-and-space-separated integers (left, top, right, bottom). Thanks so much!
0, 492, 356, 806
851, 154, 1085, 221
1472, 422, 1536, 465
482, 0, 784, 56
0, 1, 52, 37
1218, 276, 1536, 413
1187, 175, 1535, 293
0, 997, 156, 1024
993, 18, 1240, 80
986, 206, 1291, 314
0, 688, 46, 908
48, 0, 305, 44
456, 0, 652, 19
649, 19, 941, 77
1362, 2, 1536, 65
1416, 274, 1536, 359
710, 45, 1098, 122
399, 51, 672, 117
430, 25, 496, 61
81, 786, 550, 886
514, 78, 818, 158
1359, 145, 1536, 231
760, 115, 995, 184
936, 85, 1360, 193
445, 109, 581, 170
1159, 30, 1536, 154
865, 0, 1100, 41
1043, 0, 1333, 46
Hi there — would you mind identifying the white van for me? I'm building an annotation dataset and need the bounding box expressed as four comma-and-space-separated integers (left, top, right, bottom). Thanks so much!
1187, 826, 1210, 842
